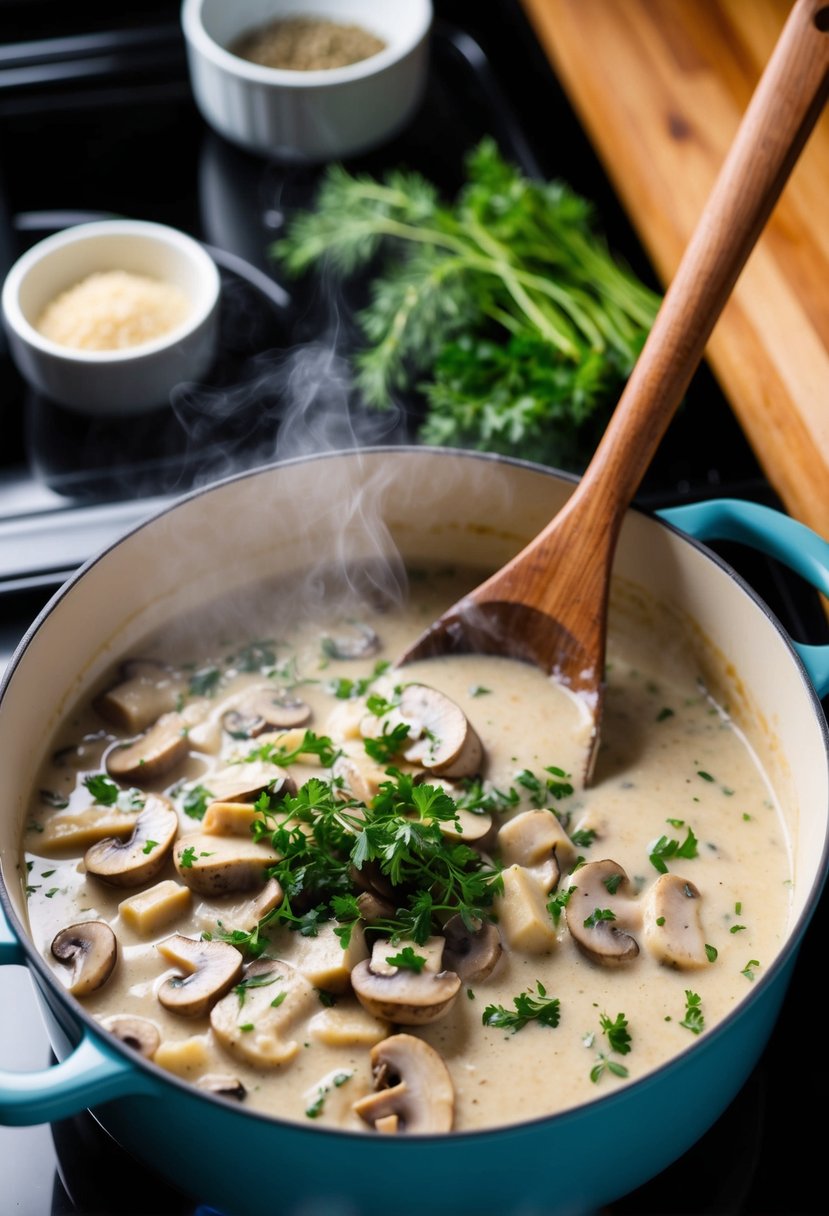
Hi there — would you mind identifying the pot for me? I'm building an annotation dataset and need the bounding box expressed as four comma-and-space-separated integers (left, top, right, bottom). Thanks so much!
1, 447, 827, 1216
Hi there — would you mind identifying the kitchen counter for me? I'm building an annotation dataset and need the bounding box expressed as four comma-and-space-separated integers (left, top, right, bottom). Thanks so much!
519, 0, 829, 539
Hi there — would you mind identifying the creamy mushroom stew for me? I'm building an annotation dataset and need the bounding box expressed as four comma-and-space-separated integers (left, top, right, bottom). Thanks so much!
21, 565, 789, 1134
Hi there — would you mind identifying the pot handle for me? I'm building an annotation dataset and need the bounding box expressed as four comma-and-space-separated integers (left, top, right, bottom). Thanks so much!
0, 902, 152, 1126
658, 498, 829, 697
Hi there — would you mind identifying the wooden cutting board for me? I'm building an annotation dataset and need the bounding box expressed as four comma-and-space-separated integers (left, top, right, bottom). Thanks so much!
519, 0, 829, 540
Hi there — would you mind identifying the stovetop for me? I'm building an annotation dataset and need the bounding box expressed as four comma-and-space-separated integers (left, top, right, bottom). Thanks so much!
1, 2, 827, 1214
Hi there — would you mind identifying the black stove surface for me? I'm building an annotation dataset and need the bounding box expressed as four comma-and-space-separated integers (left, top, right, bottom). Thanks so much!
1, 3, 827, 1215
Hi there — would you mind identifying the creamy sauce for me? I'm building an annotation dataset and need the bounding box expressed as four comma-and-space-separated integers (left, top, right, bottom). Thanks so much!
21, 566, 790, 1133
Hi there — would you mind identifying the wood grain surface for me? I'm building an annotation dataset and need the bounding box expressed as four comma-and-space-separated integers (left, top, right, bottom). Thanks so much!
519, 0, 829, 539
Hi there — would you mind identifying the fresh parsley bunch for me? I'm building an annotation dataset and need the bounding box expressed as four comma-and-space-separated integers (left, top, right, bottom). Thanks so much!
275, 138, 660, 468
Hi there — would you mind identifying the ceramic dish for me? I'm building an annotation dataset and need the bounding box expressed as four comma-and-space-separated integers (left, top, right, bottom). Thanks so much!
181, 0, 433, 162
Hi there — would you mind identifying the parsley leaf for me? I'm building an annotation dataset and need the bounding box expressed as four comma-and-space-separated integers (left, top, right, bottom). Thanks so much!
648, 828, 699, 874
385, 946, 427, 973
680, 990, 705, 1035
482, 982, 560, 1034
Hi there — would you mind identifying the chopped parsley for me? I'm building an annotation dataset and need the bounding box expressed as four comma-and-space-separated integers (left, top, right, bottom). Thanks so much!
589, 1011, 632, 1082
482, 982, 560, 1034
181, 784, 214, 820
82, 773, 144, 812
385, 946, 427, 973
648, 827, 699, 874
680, 991, 705, 1035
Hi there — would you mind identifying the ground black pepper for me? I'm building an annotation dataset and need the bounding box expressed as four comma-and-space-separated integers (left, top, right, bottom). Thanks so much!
230, 16, 386, 72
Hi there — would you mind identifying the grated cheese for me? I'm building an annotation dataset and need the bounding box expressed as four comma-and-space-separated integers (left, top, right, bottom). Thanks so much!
35, 270, 191, 351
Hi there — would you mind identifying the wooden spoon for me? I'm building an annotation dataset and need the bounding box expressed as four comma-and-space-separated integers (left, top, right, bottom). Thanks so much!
398, 0, 829, 782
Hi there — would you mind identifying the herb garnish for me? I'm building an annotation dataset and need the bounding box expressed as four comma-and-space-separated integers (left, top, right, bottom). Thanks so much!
246, 769, 502, 950
680, 991, 705, 1034
482, 982, 560, 1034
589, 1010, 632, 1083
276, 139, 659, 469
385, 946, 427, 973
648, 827, 699, 874
82, 774, 144, 812
181, 783, 214, 820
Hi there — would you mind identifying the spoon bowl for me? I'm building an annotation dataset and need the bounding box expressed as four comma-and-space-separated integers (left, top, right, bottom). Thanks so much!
399, 0, 829, 781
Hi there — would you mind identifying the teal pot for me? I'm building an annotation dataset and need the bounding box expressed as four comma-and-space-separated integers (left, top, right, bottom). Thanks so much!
1, 449, 828, 1216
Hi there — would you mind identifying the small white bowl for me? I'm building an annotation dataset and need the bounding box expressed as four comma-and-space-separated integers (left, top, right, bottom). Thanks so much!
1, 219, 221, 417
181, 0, 433, 163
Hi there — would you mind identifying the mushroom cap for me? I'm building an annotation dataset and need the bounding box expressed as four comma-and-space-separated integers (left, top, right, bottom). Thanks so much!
197, 1073, 247, 1101
199, 760, 293, 804
398, 684, 483, 779
209, 959, 317, 1067
84, 794, 178, 887
222, 686, 311, 739
51, 920, 118, 996
173, 832, 280, 896
105, 711, 189, 784
351, 957, 461, 1026
332, 746, 388, 804
99, 1013, 160, 1059
352, 1033, 454, 1133
156, 934, 243, 1017
642, 873, 709, 969
565, 859, 641, 966
442, 915, 502, 983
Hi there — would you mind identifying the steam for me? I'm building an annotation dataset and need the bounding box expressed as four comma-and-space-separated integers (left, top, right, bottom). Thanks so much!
162, 274, 414, 635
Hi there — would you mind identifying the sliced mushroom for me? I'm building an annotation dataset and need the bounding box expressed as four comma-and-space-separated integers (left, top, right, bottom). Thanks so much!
237, 876, 285, 931
323, 622, 380, 660
99, 1014, 160, 1059
436, 807, 493, 844
332, 746, 388, 804
398, 684, 483, 779
442, 915, 502, 983
51, 921, 117, 995
497, 809, 578, 893
352, 1034, 454, 1133
356, 890, 396, 924
565, 859, 641, 966
351, 938, 460, 1026
156, 934, 243, 1017
197, 1074, 247, 1101
200, 760, 294, 804
210, 959, 317, 1067
642, 874, 709, 969
105, 711, 189, 784
95, 659, 185, 733
172, 833, 279, 896
84, 794, 178, 887
222, 686, 311, 739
